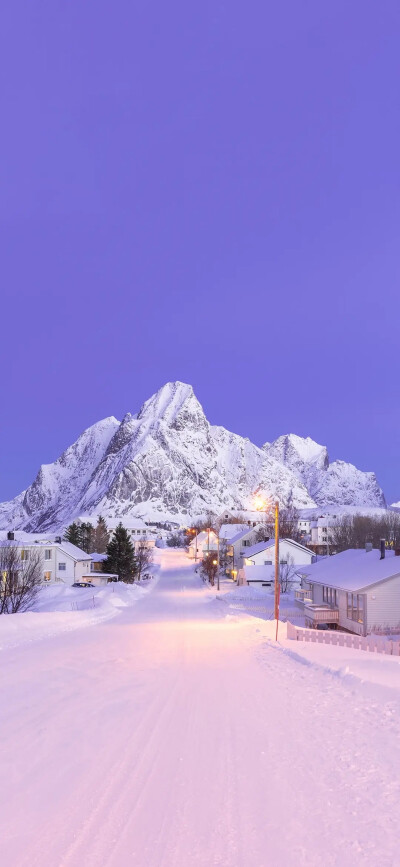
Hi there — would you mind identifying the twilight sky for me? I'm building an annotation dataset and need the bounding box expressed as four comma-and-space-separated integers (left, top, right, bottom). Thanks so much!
1, 1, 399, 503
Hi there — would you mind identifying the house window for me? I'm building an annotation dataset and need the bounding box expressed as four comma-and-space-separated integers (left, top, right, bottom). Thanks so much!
58, 563, 66, 571
20, 550, 29, 561
45, 550, 52, 560
44, 572, 51, 582
346, 593, 364, 624
264, 560, 272, 565
323, 587, 338, 606
243, 540, 250, 547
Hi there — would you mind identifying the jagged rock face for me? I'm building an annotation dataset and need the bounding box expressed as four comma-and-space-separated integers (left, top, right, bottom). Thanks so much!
0, 382, 386, 530
264, 434, 330, 499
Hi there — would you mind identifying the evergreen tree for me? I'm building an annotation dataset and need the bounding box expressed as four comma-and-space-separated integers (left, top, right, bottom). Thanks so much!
103, 523, 136, 582
93, 516, 109, 553
64, 522, 81, 547
78, 522, 95, 553
64, 521, 95, 552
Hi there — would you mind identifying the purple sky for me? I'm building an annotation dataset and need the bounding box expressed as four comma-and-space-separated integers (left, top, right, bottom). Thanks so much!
1, 1, 399, 503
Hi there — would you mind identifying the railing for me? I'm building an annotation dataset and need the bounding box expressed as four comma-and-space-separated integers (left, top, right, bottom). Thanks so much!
304, 604, 339, 624
287, 622, 400, 655
295, 589, 313, 604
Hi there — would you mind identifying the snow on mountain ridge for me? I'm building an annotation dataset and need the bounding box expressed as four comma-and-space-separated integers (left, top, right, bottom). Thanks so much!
0, 381, 386, 530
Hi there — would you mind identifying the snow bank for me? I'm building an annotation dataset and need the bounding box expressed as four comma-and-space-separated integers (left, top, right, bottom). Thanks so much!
279, 636, 400, 699
0, 577, 158, 651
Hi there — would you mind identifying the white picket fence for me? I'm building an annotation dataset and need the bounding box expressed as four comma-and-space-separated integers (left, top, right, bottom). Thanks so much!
286, 621, 400, 656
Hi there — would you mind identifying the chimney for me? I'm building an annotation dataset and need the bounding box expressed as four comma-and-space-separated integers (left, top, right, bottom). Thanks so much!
55, 536, 62, 544
365, 541, 373, 553
380, 539, 386, 560
7, 531, 14, 541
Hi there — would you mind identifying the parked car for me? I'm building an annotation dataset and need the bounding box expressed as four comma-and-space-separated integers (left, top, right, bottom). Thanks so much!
72, 581, 95, 588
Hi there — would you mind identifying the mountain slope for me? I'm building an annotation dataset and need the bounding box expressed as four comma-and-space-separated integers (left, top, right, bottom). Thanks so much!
0, 382, 386, 530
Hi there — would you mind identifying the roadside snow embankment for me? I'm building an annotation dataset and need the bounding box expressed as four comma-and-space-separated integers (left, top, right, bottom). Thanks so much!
0, 575, 159, 651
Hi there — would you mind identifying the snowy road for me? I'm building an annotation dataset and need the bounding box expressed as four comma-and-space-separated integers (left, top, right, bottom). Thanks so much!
2, 550, 400, 867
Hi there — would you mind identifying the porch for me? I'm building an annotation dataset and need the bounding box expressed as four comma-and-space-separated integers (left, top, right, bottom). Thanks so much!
295, 588, 313, 605
304, 603, 339, 628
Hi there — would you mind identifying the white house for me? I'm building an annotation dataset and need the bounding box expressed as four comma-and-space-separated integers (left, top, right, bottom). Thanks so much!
0, 537, 92, 586
218, 510, 265, 527
309, 518, 336, 552
298, 545, 400, 635
243, 538, 316, 568
219, 524, 264, 577
188, 530, 218, 560
86, 552, 117, 585
75, 515, 157, 548
242, 564, 275, 588
297, 518, 312, 540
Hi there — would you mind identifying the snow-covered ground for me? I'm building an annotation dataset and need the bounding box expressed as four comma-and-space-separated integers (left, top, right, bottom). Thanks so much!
1, 550, 400, 866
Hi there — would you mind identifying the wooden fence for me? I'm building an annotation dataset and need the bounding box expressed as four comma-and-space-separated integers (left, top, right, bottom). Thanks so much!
286, 621, 400, 655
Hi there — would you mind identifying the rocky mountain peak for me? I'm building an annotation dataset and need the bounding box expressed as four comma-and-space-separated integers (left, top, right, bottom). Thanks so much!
0, 382, 387, 530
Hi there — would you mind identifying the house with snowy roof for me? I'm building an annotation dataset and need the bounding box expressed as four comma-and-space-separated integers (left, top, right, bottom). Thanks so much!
0, 533, 118, 586
188, 530, 218, 560
298, 543, 400, 635
219, 524, 264, 578
0, 534, 92, 585
243, 538, 316, 568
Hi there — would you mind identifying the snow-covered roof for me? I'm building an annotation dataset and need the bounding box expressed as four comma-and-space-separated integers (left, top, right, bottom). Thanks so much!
91, 552, 107, 562
243, 565, 275, 583
0, 538, 91, 560
228, 527, 256, 545
243, 540, 275, 558
219, 524, 251, 541
301, 549, 400, 592
54, 541, 92, 561
77, 516, 147, 531
243, 538, 314, 559
190, 530, 217, 545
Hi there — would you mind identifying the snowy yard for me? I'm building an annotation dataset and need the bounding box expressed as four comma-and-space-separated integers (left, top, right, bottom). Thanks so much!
1, 549, 400, 866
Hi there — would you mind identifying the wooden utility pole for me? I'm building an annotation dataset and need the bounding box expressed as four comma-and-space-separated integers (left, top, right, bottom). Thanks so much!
274, 501, 280, 621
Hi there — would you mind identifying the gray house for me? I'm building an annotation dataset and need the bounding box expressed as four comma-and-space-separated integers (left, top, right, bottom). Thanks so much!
298, 545, 400, 636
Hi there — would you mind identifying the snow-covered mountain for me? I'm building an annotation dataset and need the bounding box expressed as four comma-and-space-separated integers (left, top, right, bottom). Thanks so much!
0, 382, 386, 531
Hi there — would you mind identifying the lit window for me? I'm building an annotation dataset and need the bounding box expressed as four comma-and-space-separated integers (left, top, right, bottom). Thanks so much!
346, 592, 364, 623
44, 572, 51, 582
20, 550, 29, 561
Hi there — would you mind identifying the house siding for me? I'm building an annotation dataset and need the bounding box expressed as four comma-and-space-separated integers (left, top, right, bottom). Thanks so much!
337, 590, 366, 636
249, 540, 314, 568
303, 574, 400, 635
366, 575, 400, 633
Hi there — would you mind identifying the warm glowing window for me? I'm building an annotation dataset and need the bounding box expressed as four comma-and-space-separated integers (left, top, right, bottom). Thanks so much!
44, 572, 51, 582
346, 592, 364, 623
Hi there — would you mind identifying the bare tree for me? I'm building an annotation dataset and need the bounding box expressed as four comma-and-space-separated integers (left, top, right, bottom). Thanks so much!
200, 552, 218, 586
253, 523, 271, 543
279, 499, 301, 542
279, 555, 298, 594
331, 513, 400, 553
134, 542, 154, 580
0, 545, 43, 614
